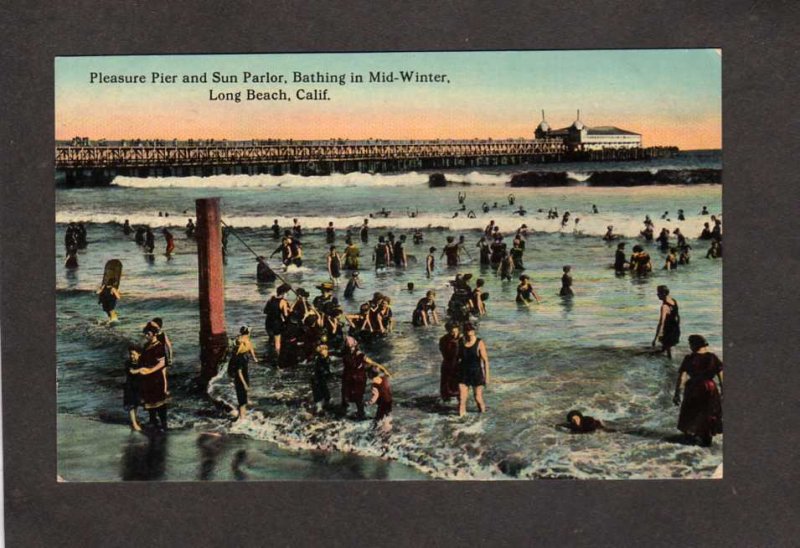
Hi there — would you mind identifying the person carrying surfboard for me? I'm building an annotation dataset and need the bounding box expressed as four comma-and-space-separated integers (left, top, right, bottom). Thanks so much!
97, 278, 121, 321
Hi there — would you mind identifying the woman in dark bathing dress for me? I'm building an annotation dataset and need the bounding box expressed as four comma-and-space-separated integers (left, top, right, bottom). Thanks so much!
438, 322, 461, 403
673, 335, 723, 446
457, 323, 490, 417
653, 285, 680, 359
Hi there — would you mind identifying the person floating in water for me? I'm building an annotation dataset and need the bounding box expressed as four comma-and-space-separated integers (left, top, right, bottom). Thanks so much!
516, 274, 541, 305
653, 285, 680, 359
426, 246, 436, 278
560, 266, 574, 296
602, 225, 617, 241
162, 228, 175, 257
457, 323, 489, 417
614, 242, 629, 274
133, 323, 169, 431
123, 345, 142, 431
185, 218, 195, 238
327, 246, 342, 284
343, 271, 363, 300
123, 219, 133, 235
706, 239, 723, 259
562, 410, 606, 433
256, 256, 277, 284
661, 211, 669, 220
368, 365, 393, 422
228, 326, 258, 421
673, 334, 723, 447
97, 278, 121, 321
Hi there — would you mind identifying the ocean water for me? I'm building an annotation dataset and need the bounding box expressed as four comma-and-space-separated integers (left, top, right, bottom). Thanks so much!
56, 151, 723, 480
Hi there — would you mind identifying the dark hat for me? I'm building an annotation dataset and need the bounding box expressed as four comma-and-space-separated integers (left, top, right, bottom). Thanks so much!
463, 322, 476, 332
317, 282, 334, 291
239, 325, 250, 335
277, 283, 292, 294
296, 288, 310, 298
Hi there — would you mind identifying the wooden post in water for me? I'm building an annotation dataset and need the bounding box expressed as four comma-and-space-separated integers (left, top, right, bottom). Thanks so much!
195, 198, 227, 385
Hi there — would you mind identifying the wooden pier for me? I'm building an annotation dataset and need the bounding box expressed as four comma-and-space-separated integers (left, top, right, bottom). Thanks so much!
54, 139, 676, 185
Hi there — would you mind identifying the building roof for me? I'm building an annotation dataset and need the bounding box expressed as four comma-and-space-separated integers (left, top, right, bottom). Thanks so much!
586, 126, 641, 136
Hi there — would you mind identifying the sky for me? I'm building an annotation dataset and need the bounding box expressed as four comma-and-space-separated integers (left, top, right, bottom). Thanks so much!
55, 50, 721, 150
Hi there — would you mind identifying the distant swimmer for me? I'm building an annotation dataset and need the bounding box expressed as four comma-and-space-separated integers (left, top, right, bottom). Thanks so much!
97, 278, 121, 320
271, 219, 281, 239
343, 239, 360, 270
640, 224, 654, 242
711, 217, 722, 241
629, 245, 653, 275
413, 229, 424, 245
493, 202, 499, 209
700, 205, 709, 215
426, 246, 436, 277
644, 215, 654, 228
564, 410, 607, 433
592, 204, 599, 214
482, 202, 490, 213
162, 228, 175, 257
378, 207, 390, 218
458, 191, 466, 204
515, 274, 541, 304
561, 211, 570, 228
706, 240, 722, 259
360, 219, 369, 243
457, 323, 490, 417
123, 219, 132, 235
373, 236, 391, 270
144, 227, 155, 253
256, 256, 277, 284
327, 246, 342, 284
442, 236, 460, 268
698, 222, 713, 240
508, 193, 516, 206
343, 271, 363, 299
559, 266, 574, 296
513, 205, 527, 216
656, 228, 670, 251
326, 221, 336, 244
614, 242, 629, 273
653, 285, 680, 360
677, 209, 686, 221
663, 247, 679, 270
185, 218, 195, 238
452, 212, 460, 218
292, 218, 303, 237
661, 211, 669, 220
407, 208, 419, 218
467, 210, 476, 218
602, 225, 617, 241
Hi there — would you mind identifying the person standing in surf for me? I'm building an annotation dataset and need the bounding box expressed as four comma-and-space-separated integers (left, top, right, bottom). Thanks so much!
441, 236, 460, 268
123, 346, 142, 431
132, 323, 169, 431
343, 238, 360, 270
343, 271, 363, 300
310, 343, 333, 413
97, 278, 121, 321
457, 323, 489, 417
263, 283, 291, 356
340, 336, 384, 420
360, 219, 369, 243
476, 236, 491, 266
614, 242, 629, 274
498, 251, 515, 282
373, 236, 390, 271
560, 266, 574, 297
326, 221, 336, 244
144, 227, 155, 254
426, 246, 436, 278
652, 285, 680, 359
516, 274, 541, 305
162, 228, 175, 257
368, 365, 393, 422
185, 218, 195, 238
393, 234, 408, 268
327, 246, 342, 285
673, 335, 723, 447
472, 278, 487, 316
228, 326, 257, 420
123, 219, 133, 236
439, 322, 461, 405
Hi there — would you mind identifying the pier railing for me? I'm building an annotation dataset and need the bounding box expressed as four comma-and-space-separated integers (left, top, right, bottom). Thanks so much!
55, 139, 568, 169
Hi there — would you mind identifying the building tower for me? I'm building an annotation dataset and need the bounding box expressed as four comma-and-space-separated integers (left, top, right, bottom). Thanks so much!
534, 110, 550, 139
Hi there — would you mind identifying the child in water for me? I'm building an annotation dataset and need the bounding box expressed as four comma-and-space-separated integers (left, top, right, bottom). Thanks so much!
310, 343, 332, 413
343, 271, 363, 299
228, 326, 258, 420
123, 346, 142, 431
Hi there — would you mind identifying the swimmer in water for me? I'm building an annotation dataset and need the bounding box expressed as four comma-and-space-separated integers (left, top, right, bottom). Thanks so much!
343, 271, 363, 299
123, 219, 132, 235
699, 222, 713, 240
564, 410, 606, 433
508, 193, 516, 205
559, 266, 574, 296
706, 240, 722, 259
663, 247, 679, 270
653, 285, 680, 359
656, 228, 670, 251
271, 219, 281, 239
360, 219, 369, 243
700, 205, 709, 215
513, 205, 527, 216
458, 191, 466, 205
614, 242, 629, 274
185, 218, 195, 238
498, 251, 514, 281
592, 204, 599, 214
327, 246, 342, 284
678, 209, 686, 221
326, 221, 335, 244
482, 202, 490, 213
516, 274, 541, 305
602, 225, 617, 241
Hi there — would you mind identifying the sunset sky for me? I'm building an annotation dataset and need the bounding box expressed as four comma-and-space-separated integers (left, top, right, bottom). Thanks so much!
55, 50, 721, 150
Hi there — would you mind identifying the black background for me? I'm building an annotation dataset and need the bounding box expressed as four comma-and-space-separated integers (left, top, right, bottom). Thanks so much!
1, 1, 799, 546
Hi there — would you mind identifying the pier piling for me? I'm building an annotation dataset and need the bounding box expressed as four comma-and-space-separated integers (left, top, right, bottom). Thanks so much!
195, 198, 227, 385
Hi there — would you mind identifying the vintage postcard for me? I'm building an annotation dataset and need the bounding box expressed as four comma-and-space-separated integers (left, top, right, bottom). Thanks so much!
55, 50, 722, 481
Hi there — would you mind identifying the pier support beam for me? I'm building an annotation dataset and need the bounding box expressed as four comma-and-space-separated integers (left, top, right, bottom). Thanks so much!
195, 198, 227, 386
